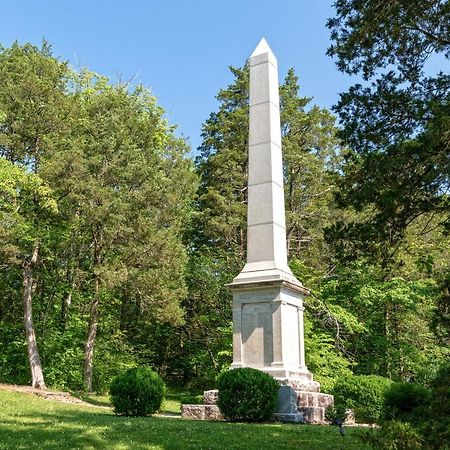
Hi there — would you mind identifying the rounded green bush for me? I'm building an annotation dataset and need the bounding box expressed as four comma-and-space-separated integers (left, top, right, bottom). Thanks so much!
109, 367, 165, 416
217, 368, 279, 422
384, 382, 431, 421
332, 374, 392, 423
363, 421, 423, 450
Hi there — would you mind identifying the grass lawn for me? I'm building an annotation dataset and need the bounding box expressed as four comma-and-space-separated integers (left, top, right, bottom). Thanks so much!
0, 390, 373, 449
79, 388, 197, 415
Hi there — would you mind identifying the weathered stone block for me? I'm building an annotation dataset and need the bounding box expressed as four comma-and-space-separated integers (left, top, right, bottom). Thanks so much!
297, 391, 334, 408
181, 404, 223, 421
181, 404, 205, 420
204, 404, 223, 421
203, 390, 218, 405
299, 406, 325, 424
344, 409, 355, 425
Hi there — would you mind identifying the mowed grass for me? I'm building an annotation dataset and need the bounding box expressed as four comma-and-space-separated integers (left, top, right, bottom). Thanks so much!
0, 390, 372, 449
79, 389, 194, 415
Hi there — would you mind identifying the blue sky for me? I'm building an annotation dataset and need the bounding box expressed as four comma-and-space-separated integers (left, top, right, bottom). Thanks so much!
2, 1, 356, 152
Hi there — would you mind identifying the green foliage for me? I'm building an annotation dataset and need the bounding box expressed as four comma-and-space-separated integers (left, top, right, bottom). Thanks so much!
325, 404, 348, 423
0, 41, 197, 391
361, 421, 423, 450
327, 0, 450, 264
361, 364, 450, 450
0, 323, 28, 385
384, 382, 431, 422
316, 261, 448, 382
421, 363, 450, 448
182, 393, 204, 404
109, 367, 165, 416
217, 368, 279, 422
303, 320, 353, 393
332, 374, 392, 423
0, 158, 58, 264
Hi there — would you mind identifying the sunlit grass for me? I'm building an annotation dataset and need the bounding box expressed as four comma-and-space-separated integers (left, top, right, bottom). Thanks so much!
0, 390, 372, 449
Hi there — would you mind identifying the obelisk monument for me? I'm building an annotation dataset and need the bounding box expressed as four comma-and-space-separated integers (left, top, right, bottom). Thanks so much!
228, 38, 316, 390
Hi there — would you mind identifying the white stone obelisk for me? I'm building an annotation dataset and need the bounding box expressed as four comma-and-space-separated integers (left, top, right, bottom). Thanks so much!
228, 38, 316, 389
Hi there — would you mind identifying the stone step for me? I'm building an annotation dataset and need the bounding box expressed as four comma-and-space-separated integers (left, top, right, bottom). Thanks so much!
287, 380, 321, 392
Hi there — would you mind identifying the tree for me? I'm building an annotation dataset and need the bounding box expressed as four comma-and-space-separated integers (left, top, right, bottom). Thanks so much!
0, 42, 69, 389
327, 0, 450, 260
324, 0, 450, 381
0, 42, 197, 392
0, 158, 57, 388
43, 72, 196, 391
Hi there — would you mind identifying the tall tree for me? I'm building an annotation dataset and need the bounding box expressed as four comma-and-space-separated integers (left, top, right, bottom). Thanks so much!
0, 42, 69, 388
327, 0, 450, 260
323, 0, 450, 379
43, 73, 196, 391
0, 159, 57, 388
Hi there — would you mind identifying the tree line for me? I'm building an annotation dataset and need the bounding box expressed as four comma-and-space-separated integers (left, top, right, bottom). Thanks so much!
0, 0, 449, 392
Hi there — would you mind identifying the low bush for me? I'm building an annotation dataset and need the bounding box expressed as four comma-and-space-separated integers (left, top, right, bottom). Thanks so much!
361, 421, 423, 450
217, 368, 279, 422
110, 367, 165, 416
384, 382, 431, 422
332, 374, 392, 423
325, 404, 348, 423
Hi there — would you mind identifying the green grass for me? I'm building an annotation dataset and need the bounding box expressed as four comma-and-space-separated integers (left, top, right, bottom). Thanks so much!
76, 387, 193, 415
0, 390, 372, 449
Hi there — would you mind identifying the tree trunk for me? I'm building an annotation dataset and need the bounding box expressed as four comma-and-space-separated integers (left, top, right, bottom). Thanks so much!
83, 275, 99, 392
23, 242, 46, 390
61, 269, 76, 328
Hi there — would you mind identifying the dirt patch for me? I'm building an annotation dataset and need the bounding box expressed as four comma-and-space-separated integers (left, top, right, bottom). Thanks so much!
0, 383, 108, 408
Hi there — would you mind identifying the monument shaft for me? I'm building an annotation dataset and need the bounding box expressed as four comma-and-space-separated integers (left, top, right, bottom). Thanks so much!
247, 40, 287, 272
228, 39, 314, 388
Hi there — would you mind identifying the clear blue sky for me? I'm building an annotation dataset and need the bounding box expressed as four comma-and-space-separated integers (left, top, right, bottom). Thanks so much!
2, 1, 355, 153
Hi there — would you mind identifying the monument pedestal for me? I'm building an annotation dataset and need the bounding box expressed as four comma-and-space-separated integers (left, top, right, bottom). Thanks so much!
228, 268, 317, 388
227, 267, 333, 424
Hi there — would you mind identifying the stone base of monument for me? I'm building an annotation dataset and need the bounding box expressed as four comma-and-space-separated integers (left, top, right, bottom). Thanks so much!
181, 381, 334, 425
274, 385, 305, 423
267, 370, 321, 393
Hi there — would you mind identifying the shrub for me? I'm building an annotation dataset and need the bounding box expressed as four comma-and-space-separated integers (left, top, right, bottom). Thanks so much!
110, 367, 165, 416
325, 404, 348, 423
182, 393, 204, 404
361, 421, 423, 450
384, 382, 431, 422
332, 374, 392, 423
217, 368, 279, 422
422, 363, 450, 448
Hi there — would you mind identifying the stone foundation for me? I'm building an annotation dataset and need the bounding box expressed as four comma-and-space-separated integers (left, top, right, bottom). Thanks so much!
181, 379, 334, 425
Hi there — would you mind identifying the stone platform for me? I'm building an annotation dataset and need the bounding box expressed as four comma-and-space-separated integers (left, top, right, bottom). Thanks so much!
181, 384, 334, 424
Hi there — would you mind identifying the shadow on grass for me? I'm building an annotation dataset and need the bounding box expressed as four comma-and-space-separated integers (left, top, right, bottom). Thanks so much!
78, 394, 112, 408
